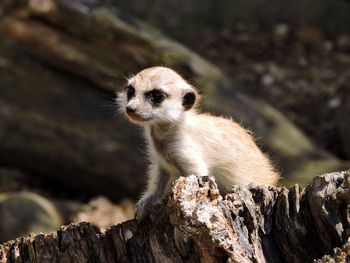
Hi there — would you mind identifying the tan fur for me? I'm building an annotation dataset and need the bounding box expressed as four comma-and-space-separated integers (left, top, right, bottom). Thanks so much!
117, 66, 279, 219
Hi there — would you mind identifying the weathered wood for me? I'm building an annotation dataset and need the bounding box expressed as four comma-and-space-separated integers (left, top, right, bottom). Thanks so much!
0, 0, 348, 199
0, 170, 349, 262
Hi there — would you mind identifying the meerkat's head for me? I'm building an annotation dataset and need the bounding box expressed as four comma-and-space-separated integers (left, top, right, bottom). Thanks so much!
117, 67, 199, 125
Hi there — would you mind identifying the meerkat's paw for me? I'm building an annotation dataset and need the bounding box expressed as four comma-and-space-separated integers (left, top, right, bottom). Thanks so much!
134, 194, 155, 221
174, 227, 191, 256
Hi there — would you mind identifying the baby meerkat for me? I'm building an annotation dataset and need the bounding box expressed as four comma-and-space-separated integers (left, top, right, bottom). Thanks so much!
117, 66, 279, 219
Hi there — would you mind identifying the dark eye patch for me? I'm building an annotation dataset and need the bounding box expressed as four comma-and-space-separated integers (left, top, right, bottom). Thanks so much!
145, 89, 166, 104
126, 85, 135, 100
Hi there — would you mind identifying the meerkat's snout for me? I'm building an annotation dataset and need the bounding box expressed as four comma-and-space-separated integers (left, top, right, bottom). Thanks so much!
126, 106, 136, 114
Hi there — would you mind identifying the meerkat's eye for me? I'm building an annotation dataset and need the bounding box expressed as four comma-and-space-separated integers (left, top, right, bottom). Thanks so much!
127, 86, 135, 100
147, 90, 165, 104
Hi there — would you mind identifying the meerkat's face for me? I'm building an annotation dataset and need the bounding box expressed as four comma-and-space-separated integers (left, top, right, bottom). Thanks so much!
117, 67, 197, 125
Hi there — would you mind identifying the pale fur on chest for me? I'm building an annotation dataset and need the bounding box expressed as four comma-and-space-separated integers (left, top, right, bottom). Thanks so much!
145, 124, 183, 179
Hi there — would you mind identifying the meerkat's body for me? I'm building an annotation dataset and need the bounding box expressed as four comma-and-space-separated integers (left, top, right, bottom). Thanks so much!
118, 66, 279, 219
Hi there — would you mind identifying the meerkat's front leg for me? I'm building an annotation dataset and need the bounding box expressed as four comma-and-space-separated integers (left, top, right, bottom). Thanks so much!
177, 149, 209, 178
135, 162, 170, 220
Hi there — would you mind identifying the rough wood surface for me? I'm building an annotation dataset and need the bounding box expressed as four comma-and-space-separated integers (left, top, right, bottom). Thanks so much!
0, 0, 348, 200
1, 170, 349, 263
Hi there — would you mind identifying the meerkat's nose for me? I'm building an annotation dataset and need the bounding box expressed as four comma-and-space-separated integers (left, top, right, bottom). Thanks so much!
126, 106, 136, 114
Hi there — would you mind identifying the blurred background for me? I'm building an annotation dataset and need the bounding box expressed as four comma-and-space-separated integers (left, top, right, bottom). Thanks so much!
0, 0, 349, 243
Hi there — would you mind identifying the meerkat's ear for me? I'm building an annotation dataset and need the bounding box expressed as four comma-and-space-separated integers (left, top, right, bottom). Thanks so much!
182, 90, 196, 111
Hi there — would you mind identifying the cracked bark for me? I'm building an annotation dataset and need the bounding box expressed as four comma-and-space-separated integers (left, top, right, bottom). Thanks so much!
1, 170, 349, 263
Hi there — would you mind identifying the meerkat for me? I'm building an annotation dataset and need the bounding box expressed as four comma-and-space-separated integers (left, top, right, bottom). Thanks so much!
117, 66, 279, 220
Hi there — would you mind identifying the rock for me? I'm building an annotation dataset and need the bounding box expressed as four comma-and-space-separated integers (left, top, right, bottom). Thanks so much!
273, 23, 290, 42
72, 197, 134, 231
0, 192, 63, 243
336, 34, 350, 52
328, 97, 342, 109
261, 73, 275, 86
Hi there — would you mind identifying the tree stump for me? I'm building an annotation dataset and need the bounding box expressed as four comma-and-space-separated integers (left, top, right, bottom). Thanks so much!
1, 170, 349, 263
